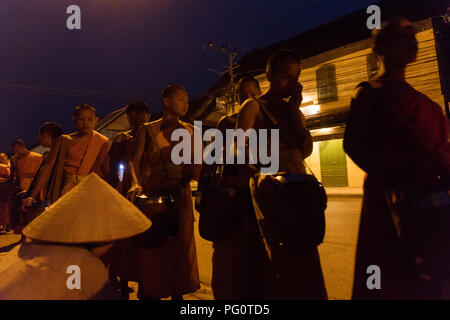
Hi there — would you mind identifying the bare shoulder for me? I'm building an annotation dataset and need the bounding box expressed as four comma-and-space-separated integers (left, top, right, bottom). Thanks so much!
146, 119, 162, 130
240, 98, 261, 115
52, 135, 68, 148
179, 121, 197, 136
149, 119, 162, 126
29, 152, 42, 158
112, 131, 132, 144
179, 120, 193, 129
66, 132, 77, 140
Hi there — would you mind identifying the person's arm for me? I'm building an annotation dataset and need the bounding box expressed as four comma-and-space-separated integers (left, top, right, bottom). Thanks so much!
236, 98, 260, 132
105, 134, 121, 185
33, 155, 44, 176
235, 99, 262, 174
29, 137, 62, 200
287, 83, 313, 158
91, 140, 111, 177
4, 163, 10, 178
127, 125, 146, 200
0, 164, 9, 183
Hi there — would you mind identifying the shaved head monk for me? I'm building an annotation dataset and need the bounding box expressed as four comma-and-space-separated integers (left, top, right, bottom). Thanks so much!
25, 104, 110, 205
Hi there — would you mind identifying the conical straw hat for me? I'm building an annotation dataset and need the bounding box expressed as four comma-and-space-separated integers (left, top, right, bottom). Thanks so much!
23, 173, 151, 243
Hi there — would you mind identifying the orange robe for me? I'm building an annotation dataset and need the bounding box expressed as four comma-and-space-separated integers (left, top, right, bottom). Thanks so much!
260, 100, 325, 299
61, 131, 110, 194
346, 80, 450, 299
136, 119, 201, 298
0, 163, 11, 227
31, 130, 110, 203
16, 152, 42, 192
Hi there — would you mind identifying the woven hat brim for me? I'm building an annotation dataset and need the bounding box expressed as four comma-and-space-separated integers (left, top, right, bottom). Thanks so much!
23, 173, 152, 243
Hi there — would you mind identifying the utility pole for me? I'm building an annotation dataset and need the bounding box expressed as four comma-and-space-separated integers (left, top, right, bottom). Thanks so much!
204, 41, 239, 114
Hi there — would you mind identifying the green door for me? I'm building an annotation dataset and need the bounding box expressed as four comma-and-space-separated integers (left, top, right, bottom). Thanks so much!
319, 139, 348, 187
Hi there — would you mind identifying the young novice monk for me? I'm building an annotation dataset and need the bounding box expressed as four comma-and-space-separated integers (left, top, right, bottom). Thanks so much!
25, 104, 110, 205
345, 17, 450, 299
107, 101, 150, 299
237, 49, 326, 299
0, 153, 11, 232
211, 76, 263, 300
128, 84, 201, 300
16, 122, 63, 236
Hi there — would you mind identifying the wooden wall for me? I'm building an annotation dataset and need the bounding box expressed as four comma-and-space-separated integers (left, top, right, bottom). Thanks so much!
251, 19, 445, 117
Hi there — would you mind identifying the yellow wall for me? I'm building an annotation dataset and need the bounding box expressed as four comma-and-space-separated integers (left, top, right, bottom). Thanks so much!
304, 141, 322, 181
305, 140, 366, 187
255, 21, 445, 114
252, 21, 443, 189
345, 154, 366, 187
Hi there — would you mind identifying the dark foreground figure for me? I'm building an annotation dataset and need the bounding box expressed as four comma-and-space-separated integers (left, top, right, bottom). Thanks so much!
345, 17, 450, 299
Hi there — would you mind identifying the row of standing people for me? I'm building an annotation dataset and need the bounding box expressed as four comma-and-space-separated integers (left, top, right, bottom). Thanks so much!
1, 16, 449, 300
1, 70, 322, 300
213, 17, 450, 299
1, 87, 201, 300
0, 133, 49, 234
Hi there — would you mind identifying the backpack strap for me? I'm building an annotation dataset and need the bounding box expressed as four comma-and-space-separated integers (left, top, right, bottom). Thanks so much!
254, 98, 279, 127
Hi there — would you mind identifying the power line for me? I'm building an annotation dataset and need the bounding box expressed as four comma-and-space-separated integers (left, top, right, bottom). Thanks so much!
131, 3, 227, 92
0, 82, 150, 99
153, 3, 225, 68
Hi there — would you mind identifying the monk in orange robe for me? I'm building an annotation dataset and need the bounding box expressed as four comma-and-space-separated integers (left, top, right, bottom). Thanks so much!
107, 101, 150, 299
211, 76, 263, 300
344, 17, 450, 299
10, 139, 42, 192
13, 122, 63, 236
0, 153, 11, 232
236, 50, 326, 300
24, 104, 110, 207
128, 85, 201, 300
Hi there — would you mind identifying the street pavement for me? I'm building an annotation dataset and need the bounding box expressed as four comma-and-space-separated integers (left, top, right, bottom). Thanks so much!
318, 197, 362, 299
188, 196, 363, 300
0, 196, 362, 300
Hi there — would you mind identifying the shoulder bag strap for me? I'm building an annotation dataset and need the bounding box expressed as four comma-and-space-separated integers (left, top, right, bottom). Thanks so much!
256, 98, 279, 127
256, 98, 319, 180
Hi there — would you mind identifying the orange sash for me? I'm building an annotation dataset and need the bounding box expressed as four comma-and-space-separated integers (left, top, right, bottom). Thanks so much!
64, 131, 109, 176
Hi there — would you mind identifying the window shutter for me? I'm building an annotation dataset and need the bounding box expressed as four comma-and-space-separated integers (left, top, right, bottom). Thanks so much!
366, 53, 379, 79
316, 64, 338, 104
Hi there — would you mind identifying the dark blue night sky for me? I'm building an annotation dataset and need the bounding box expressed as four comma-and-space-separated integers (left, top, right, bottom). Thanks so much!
0, 0, 379, 151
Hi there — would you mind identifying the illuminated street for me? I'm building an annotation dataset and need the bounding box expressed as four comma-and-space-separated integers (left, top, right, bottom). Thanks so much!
0, 196, 362, 300
150, 196, 363, 300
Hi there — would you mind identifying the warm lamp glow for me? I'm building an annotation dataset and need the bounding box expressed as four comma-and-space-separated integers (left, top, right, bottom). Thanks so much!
300, 102, 320, 116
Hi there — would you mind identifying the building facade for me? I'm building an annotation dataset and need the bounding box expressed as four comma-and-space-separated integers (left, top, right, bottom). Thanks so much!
196, 1, 450, 189
247, 18, 446, 188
